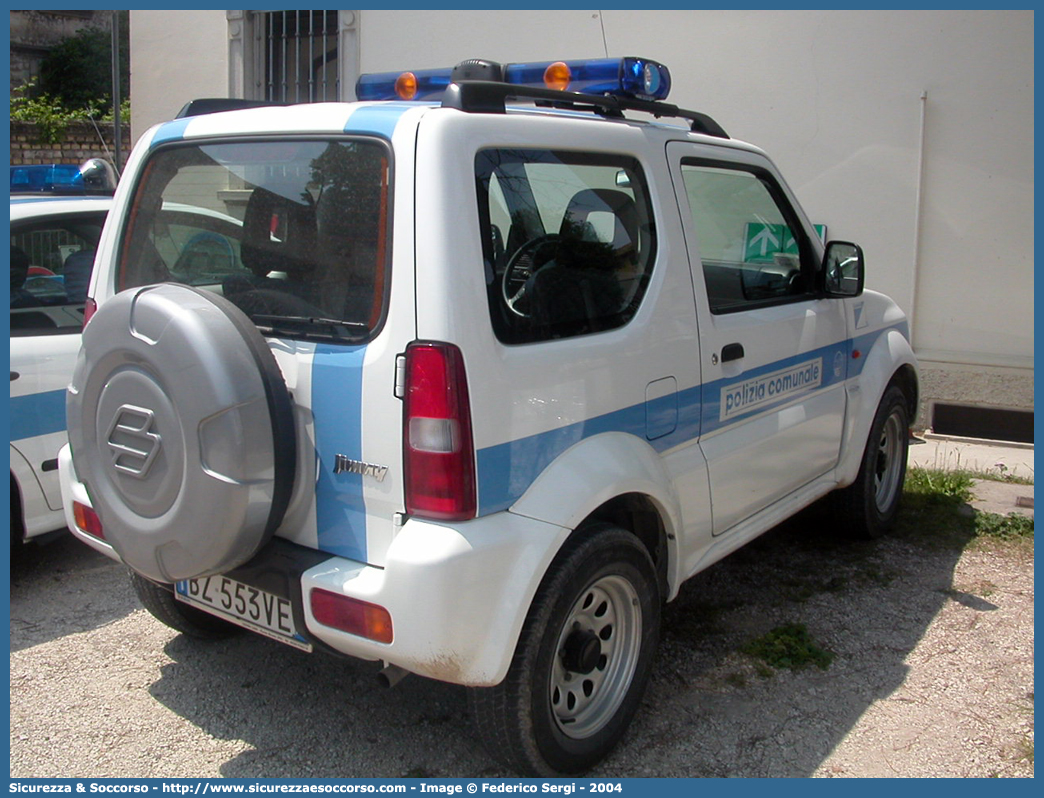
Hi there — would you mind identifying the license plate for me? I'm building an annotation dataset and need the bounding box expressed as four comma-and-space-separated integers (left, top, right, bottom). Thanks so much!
175, 575, 312, 652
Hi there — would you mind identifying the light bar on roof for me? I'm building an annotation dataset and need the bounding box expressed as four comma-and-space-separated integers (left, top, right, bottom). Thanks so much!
505, 57, 671, 100
354, 57, 672, 103
356, 67, 454, 102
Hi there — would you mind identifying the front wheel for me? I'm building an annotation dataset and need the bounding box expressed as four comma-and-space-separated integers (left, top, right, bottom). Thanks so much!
833, 385, 910, 538
469, 525, 660, 775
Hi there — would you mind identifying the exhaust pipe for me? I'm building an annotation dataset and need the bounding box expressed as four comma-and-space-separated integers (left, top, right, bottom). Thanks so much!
377, 663, 410, 689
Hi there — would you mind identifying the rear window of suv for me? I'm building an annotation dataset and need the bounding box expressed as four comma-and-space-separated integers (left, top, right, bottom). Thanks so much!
119, 138, 390, 341
476, 149, 656, 345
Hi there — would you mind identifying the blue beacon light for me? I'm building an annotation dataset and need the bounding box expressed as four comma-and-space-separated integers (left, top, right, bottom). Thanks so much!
355, 57, 672, 102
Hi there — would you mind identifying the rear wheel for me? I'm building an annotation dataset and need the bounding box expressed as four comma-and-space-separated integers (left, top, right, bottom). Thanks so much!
129, 570, 241, 640
469, 525, 660, 775
833, 385, 910, 538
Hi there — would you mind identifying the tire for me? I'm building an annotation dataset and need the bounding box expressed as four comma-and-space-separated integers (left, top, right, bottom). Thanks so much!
469, 525, 660, 776
832, 385, 910, 538
129, 570, 241, 640
67, 284, 296, 583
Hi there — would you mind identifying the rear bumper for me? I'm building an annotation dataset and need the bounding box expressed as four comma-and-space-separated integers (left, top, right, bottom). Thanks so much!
59, 444, 569, 686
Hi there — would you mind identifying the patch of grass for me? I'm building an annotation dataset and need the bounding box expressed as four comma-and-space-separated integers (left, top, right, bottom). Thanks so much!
974, 511, 1034, 541
898, 468, 977, 548
900, 467, 1035, 550
904, 467, 974, 504
741, 623, 834, 672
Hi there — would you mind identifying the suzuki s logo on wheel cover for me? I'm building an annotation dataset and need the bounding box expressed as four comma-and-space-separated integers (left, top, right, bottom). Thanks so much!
106, 405, 162, 479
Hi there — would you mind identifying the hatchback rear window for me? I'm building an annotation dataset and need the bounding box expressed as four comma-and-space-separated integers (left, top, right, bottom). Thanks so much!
119, 138, 390, 341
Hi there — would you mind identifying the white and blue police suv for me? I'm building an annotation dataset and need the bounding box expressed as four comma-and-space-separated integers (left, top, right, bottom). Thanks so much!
59, 58, 918, 775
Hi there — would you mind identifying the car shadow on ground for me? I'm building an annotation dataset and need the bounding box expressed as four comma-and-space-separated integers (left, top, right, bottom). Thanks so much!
143, 500, 983, 777
615, 505, 977, 776
9, 531, 135, 653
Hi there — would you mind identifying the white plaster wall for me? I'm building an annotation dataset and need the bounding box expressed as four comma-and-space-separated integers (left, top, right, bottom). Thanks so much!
126, 9, 1033, 397
358, 8, 1033, 368
128, 10, 229, 146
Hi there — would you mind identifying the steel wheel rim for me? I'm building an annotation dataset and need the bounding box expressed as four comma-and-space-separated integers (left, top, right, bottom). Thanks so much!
550, 574, 642, 739
874, 411, 905, 513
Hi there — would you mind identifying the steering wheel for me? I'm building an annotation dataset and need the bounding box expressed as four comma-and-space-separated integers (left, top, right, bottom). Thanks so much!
501, 235, 559, 317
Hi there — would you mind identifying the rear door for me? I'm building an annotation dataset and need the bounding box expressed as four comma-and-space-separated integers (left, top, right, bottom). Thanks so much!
668, 142, 849, 533
109, 123, 414, 567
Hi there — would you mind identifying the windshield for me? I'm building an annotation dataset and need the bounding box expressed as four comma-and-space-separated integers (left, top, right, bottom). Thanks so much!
118, 138, 390, 340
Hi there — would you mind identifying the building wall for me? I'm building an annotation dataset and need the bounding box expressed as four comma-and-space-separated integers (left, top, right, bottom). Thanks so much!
126, 9, 1035, 428
10, 121, 131, 167
9, 10, 110, 89
128, 10, 229, 141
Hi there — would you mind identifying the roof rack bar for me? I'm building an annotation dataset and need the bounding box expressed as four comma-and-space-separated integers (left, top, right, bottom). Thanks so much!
442, 81, 729, 139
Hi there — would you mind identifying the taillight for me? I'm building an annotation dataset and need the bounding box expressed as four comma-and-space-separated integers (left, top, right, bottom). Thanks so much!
73, 501, 104, 539
83, 297, 97, 327
310, 589, 393, 644
403, 341, 476, 521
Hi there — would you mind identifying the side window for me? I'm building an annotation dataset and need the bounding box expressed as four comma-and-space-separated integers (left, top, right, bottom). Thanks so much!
476, 149, 656, 344
681, 163, 812, 314
10, 214, 105, 336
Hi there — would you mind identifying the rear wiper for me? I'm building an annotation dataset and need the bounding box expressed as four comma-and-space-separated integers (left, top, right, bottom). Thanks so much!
253, 314, 369, 341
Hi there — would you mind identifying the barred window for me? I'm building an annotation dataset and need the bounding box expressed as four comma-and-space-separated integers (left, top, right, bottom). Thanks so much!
256, 10, 341, 103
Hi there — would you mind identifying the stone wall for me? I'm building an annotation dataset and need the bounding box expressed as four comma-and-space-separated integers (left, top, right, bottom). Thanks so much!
10, 120, 131, 167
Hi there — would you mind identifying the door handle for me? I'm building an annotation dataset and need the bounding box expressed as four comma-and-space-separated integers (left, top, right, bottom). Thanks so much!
10, 371, 19, 382
721, 343, 745, 363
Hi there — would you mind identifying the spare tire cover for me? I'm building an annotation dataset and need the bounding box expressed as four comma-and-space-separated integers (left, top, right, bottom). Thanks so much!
67, 284, 296, 583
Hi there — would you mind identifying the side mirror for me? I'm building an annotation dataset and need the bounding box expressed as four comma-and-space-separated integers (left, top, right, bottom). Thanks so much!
822, 241, 864, 297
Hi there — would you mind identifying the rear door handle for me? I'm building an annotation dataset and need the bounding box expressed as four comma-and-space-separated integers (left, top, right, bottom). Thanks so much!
721, 343, 745, 363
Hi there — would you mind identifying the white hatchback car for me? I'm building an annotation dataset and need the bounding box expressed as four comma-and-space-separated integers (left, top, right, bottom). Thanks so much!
60, 57, 918, 775
10, 190, 111, 545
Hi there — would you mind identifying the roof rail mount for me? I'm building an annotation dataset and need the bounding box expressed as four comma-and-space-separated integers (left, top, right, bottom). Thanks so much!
441, 81, 729, 139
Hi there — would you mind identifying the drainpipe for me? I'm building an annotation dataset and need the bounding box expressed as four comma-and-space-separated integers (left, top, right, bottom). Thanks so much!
909, 90, 928, 350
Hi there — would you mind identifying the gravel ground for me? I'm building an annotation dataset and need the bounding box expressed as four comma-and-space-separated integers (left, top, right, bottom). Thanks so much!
9, 493, 1034, 779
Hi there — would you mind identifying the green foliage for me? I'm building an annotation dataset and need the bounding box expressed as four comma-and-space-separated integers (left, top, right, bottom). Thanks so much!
11, 80, 129, 147
741, 623, 834, 672
904, 467, 974, 505
899, 468, 1033, 548
11, 16, 129, 148
974, 512, 1034, 541
10, 83, 79, 146
38, 22, 129, 110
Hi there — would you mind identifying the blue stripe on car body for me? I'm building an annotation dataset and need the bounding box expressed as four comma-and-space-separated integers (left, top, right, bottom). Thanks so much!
344, 104, 416, 139
149, 117, 194, 148
310, 343, 369, 561
10, 389, 67, 441
476, 328, 899, 516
